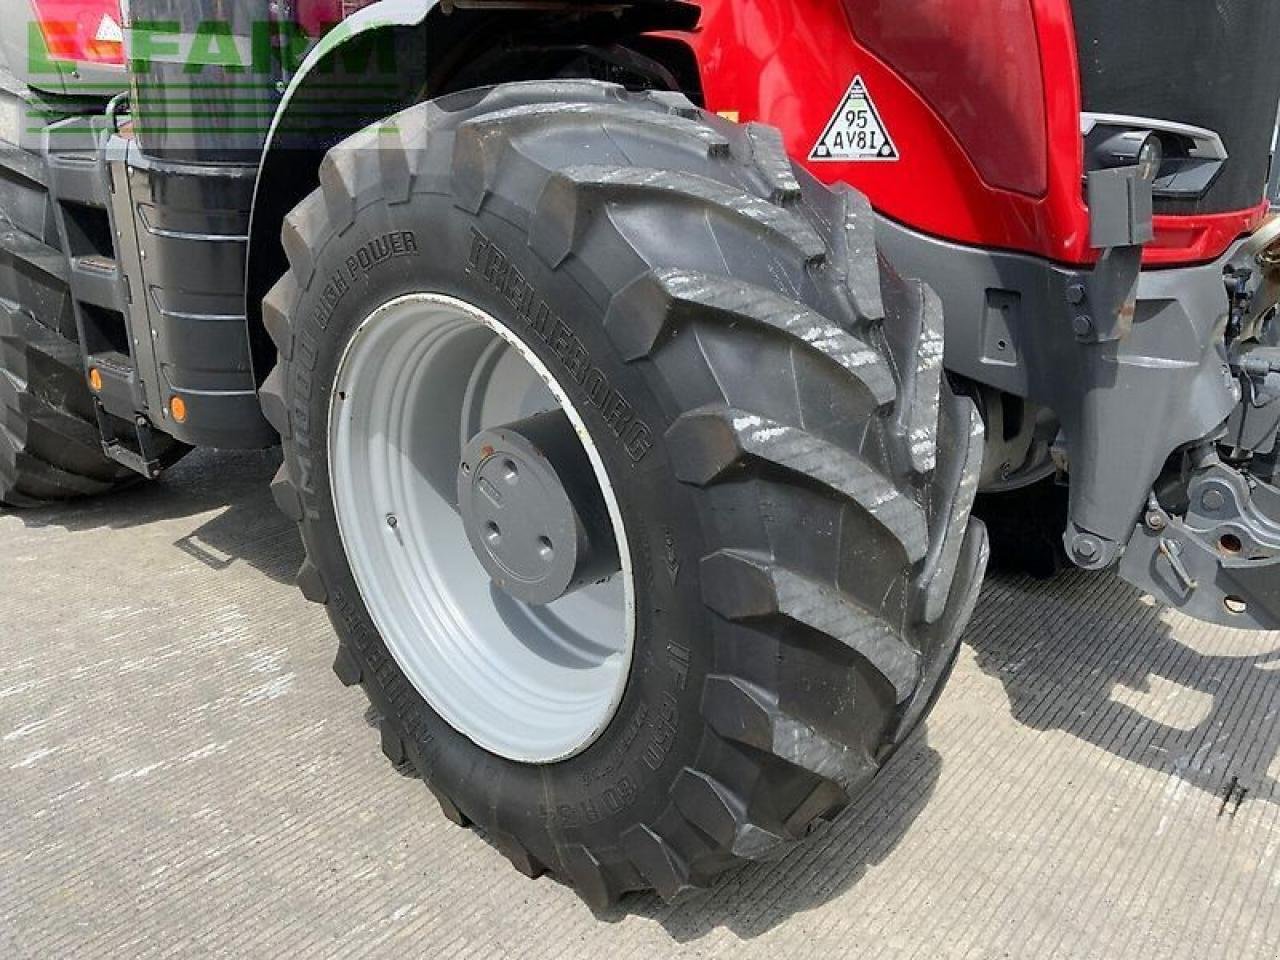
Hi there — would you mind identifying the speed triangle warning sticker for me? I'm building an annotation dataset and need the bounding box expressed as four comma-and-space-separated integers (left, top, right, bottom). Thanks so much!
810, 76, 899, 162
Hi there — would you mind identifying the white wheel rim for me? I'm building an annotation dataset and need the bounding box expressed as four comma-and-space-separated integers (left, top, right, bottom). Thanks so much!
328, 293, 635, 763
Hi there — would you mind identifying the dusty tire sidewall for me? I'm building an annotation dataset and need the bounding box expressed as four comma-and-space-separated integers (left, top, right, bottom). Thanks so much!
284, 190, 711, 858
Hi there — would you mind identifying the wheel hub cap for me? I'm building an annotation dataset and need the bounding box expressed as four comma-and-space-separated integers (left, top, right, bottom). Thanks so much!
458, 410, 620, 607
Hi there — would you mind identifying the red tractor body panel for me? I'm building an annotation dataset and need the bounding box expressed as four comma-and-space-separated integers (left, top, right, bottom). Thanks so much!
688, 0, 1268, 267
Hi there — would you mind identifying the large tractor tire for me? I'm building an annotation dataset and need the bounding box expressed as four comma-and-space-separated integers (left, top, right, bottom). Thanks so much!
262, 81, 988, 905
0, 90, 181, 507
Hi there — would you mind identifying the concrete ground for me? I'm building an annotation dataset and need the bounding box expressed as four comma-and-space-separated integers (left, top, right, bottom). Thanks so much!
2, 448, 1279, 959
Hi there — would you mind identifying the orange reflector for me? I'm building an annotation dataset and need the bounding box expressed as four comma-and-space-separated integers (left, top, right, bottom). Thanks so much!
169, 395, 187, 423
87, 367, 102, 392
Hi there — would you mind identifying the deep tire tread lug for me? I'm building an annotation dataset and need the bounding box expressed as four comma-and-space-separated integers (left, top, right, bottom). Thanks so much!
261, 273, 297, 361
700, 548, 921, 703
258, 367, 290, 440
893, 521, 990, 747
331, 645, 363, 687
620, 824, 700, 902
672, 768, 789, 862
429, 785, 471, 828
604, 268, 895, 406
919, 398, 985, 621
667, 405, 929, 563
742, 123, 802, 204
376, 121, 425, 205
558, 843, 618, 911
490, 830, 548, 879
280, 192, 326, 280
530, 164, 827, 269
454, 102, 731, 214
269, 461, 303, 522
881, 267, 946, 474
703, 673, 874, 790
295, 557, 328, 604
378, 718, 406, 765
833, 184, 885, 320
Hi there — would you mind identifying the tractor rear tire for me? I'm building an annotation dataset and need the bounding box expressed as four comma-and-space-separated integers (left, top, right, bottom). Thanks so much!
262, 81, 988, 905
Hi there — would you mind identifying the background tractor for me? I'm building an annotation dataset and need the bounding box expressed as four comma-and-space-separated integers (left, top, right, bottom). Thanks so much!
3, 0, 1280, 906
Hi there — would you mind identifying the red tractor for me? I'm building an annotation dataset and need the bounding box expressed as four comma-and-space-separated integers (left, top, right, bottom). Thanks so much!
3, 0, 1280, 905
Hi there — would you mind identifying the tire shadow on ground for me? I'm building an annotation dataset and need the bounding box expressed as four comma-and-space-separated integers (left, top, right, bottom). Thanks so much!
967, 570, 1280, 809
2, 446, 304, 586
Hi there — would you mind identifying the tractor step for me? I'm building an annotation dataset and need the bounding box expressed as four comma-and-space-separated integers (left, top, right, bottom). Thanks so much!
43, 116, 109, 209
84, 349, 172, 478
68, 255, 124, 312
84, 350, 136, 416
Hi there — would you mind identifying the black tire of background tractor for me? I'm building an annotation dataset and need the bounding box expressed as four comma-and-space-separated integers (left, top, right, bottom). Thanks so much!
974, 477, 1071, 579
261, 81, 989, 906
0, 117, 184, 508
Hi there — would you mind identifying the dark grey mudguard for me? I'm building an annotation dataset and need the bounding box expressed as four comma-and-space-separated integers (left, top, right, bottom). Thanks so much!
879, 218, 1238, 556
878, 215, 1280, 628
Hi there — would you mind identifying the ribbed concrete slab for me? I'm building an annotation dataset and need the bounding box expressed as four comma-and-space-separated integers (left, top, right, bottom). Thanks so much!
3, 449, 1279, 959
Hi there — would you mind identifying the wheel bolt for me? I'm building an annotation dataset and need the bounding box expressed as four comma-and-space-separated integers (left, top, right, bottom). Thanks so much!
1072, 535, 1101, 561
